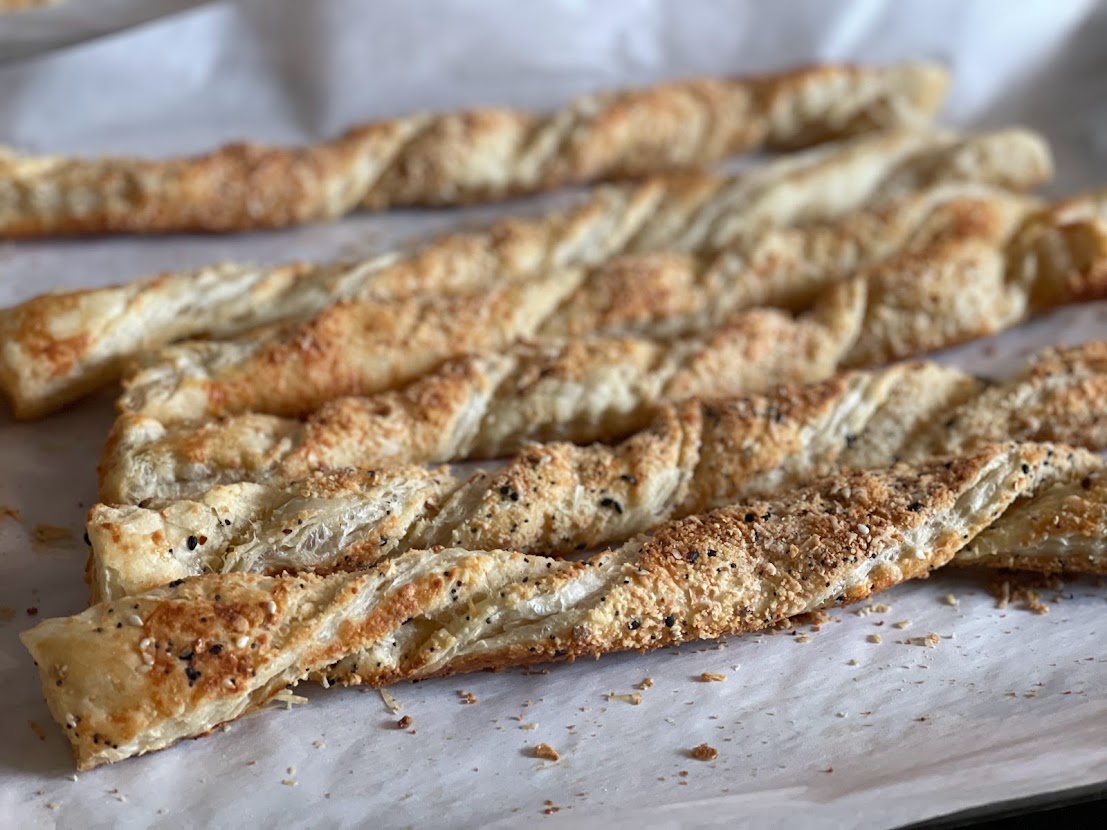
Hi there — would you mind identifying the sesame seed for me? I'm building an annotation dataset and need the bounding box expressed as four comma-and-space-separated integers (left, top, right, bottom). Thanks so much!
139, 637, 153, 651
857, 524, 870, 536
223, 677, 236, 690
127, 614, 144, 627
265, 601, 278, 614
65, 713, 77, 728
235, 635, 250, 649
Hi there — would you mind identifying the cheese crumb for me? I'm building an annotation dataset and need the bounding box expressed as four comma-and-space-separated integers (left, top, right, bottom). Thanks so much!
941, 593, 959, 606
690, 743, 718, 761
867, 634, 883, 644
606, 692, 642, 705
533, 743, 560, 762
892, 620, 912, 630
699, 672, 727, 682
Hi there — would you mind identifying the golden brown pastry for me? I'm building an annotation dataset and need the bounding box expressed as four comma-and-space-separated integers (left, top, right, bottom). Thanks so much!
100, 186, 1107, 496
0, 62, 950, 237
100, 279, 865, 503
88, 342, 1107, 600
27, 443, 1102, 769
119, 178, 1076, 425
0, 128, 1051, 419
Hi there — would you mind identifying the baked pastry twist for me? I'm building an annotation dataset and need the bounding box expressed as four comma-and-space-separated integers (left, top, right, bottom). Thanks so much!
120, 177, 1084, 425
100, 187, 1107, 498
101, 279, 865, 504
88, 342, 1107, 599
0, 62, 949, 237
0, 128, 1050, 419
28, 443, 1105, 769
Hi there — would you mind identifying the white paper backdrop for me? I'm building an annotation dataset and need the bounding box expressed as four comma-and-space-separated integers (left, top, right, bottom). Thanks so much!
0, 2, 1105, 827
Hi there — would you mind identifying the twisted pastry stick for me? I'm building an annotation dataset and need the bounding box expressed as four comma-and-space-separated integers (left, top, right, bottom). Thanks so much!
100, 187, 1107, 501
29, 443, 1105, 769
101, 278, 865, 504
119, 179, 1053, 424
0, 62, 948, 238
88, 341, 1107, 600
0, 128, 1049, 420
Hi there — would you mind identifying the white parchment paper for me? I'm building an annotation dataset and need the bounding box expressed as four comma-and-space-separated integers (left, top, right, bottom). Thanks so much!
0, 2, 1105, 827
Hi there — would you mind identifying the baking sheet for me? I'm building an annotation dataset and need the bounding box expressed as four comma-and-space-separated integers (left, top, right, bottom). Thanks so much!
1, 1, 1106, 827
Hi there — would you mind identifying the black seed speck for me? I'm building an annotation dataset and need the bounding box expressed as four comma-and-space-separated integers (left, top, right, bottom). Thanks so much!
187, 535, 199, 550
600, 497, 624, 514
664, 614, 675, 628
185, 667, 201, 685
686, 550, 699, 563
628, 619, 641, 630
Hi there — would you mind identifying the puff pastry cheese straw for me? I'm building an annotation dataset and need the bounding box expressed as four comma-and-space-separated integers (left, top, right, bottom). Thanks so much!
102, 184, 1107, 489
118, 176, 1076, 425
0, 62, 950, 237
88, 342, 1107, 599
26, 443, 1103, 769
0, 128, 1052, 419
100, 279, 866, 504
114, 182, 1107, 442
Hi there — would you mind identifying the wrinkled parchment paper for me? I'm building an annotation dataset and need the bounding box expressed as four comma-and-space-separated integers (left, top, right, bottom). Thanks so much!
1, 1, 1105, 827
0, 0, 209, 64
